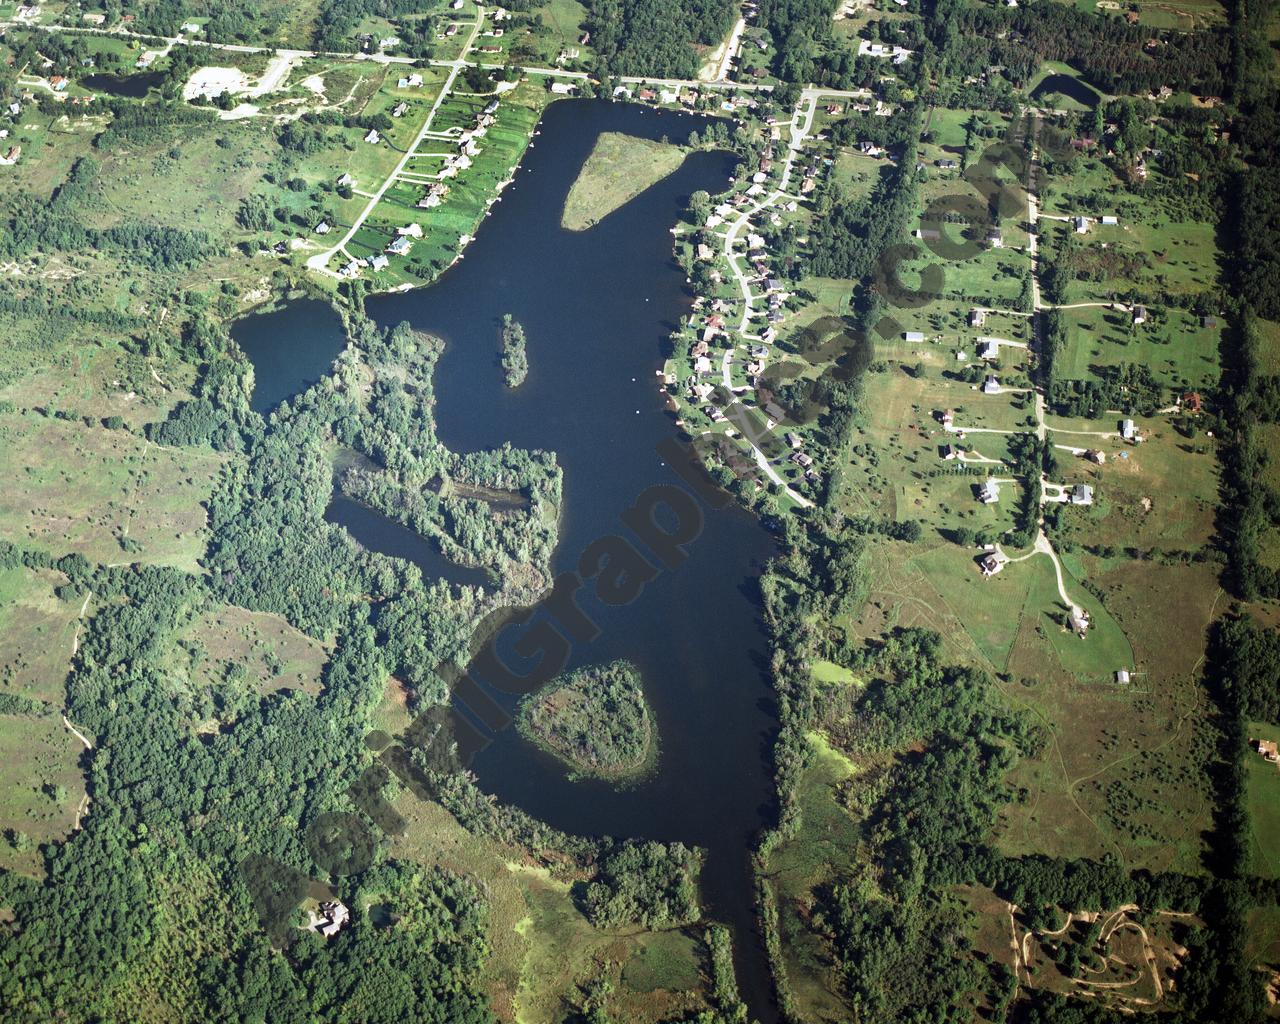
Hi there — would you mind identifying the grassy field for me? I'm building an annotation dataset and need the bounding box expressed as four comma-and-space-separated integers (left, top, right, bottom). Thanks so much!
0, 566, 80, 708
562, 132, 689, 231
762, 731, 865, 1024
389, 792, 713, 1024
1050, 303, 1221, 395
995, 558, 1220, 873
179, 605, 329, 697
0, 409, 224, 571
0, 711, 87, 877
1245, 722, 1280, 878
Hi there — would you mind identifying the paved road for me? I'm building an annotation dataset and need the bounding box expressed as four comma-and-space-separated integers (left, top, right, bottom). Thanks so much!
307, 8, 485, 272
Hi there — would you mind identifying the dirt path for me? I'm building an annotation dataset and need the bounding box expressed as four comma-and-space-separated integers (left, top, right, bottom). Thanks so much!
61, 714, 93, 751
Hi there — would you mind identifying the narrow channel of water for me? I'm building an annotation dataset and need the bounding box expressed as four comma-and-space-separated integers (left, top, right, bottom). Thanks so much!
324, 493, 491, 591
369, 99, 781, 1021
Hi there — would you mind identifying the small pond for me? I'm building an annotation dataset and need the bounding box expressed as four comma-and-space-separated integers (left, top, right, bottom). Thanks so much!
231, 298, 348, 413
1031, 73, 1101, 108
83, 71, 164, 98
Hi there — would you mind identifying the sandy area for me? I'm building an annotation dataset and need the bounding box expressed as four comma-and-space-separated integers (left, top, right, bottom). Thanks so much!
184, 66, 250, 100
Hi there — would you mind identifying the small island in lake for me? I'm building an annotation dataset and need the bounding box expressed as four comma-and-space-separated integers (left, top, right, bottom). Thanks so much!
500, 313, 528, 387
561, 132, 688, 231
517, 660, 657, 782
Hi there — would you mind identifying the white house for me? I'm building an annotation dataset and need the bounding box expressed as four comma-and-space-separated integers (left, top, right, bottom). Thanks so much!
980, 340, 1000, 361
979, 479, 1000, 504
1071, 483, 1094, 506
550, 82, 576, 95
983, 375, 1000, 394
364, 129, 381, 144
1121, 418, 1136, 440
904, 331, 925, 342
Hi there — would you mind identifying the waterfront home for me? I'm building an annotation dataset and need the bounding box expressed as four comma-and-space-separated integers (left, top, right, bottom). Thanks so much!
551, 82, 576, 95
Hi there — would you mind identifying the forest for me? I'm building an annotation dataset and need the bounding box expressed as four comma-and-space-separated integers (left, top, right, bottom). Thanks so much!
516, 660, 655, 780
583, 0, 738, 78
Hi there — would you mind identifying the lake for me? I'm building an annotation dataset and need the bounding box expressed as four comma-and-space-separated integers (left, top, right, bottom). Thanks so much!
243, 99, 781, 1021
83, 71, 164, 98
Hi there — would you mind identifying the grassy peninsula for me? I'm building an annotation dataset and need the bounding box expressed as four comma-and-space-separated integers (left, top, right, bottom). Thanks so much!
561, 132, 688, 231
517, 660, 657, 782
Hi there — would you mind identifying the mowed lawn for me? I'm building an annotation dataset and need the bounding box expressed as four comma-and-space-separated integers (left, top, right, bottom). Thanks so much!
1246, 723, 1280, 878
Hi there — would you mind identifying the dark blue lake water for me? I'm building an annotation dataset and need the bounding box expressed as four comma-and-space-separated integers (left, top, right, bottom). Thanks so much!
244, 99, 780, 1020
